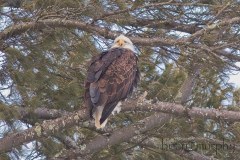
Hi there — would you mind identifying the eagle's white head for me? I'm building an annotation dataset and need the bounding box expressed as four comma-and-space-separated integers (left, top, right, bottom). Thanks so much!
111, 34, 135, 52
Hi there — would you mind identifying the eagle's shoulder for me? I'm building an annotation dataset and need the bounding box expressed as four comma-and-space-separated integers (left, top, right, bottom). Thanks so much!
86, 48, 135, 83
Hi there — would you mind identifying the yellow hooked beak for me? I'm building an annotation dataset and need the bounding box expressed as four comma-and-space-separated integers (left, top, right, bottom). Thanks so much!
117, 39, 124, 46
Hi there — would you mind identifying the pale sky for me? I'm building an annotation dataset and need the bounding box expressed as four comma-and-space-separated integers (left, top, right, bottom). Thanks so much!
227, 62, 240, 88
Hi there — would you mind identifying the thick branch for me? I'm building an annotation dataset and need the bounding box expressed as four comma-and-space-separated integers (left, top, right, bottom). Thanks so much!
1, 17, 239, 48
54, 135, 79, 149
0, 18, 174, 46
1, 99, 240, 154
187, 17, 240, 42
18, 106, 69, 120
175, 150, 215, 160
53, 113, 171, 159
1, 105, 69, 121
122, 100, 240, 122
177, 137, 240, 152
140, 137, 215, 160
0, 108, 88, 154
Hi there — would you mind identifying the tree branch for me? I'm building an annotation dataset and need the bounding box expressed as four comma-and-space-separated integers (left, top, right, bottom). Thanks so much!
0, 107, 88, 154
1, 98, 240, 154
186, 17, 240, 43
139, 137, 216, 160
122, 99, 240, 122
20, 106, 70, 120
176, 137, 240, 152
1, 105, 69, 121
1, 16, 239, 49
54, 134, 79, 150
92, 0, 174, 21
174, 150, 215, 160
0, 18, 174, 46
52, 113, 172, 159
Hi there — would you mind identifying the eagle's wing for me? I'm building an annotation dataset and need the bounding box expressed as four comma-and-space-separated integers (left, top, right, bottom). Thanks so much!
84, 48, 139, 126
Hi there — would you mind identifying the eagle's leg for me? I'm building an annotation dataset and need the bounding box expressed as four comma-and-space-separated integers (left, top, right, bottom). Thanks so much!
112, 102, 122, 115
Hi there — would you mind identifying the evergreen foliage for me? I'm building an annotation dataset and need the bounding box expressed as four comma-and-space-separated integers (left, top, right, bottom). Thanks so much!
0, 0, 240, 159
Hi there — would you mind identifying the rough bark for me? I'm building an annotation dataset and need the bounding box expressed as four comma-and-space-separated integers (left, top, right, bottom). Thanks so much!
52, 113, 172, 159
1, 98, 240, 154
0, 108, 88, 153
1, 17, 240, 47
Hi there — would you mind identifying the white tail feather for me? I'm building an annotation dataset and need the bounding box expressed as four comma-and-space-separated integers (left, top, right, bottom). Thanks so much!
93, 102, 121, 129
93, 106, 108, 129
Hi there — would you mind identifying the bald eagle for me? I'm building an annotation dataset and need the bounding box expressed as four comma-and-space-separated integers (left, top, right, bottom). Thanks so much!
84, 35, 140, 129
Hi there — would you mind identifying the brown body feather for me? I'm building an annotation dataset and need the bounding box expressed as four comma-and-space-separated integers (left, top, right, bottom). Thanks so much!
84, 47, 139, 127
